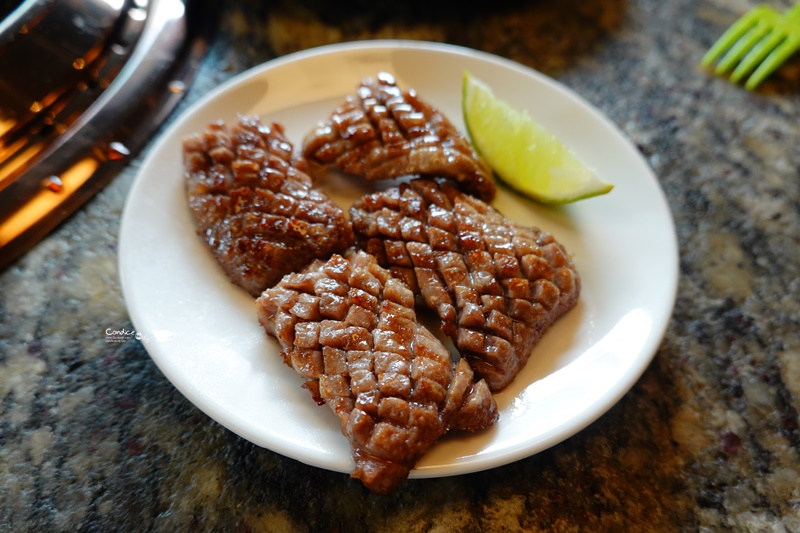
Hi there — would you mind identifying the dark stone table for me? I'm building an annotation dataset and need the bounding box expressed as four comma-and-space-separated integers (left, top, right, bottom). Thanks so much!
2, 0, 799, 530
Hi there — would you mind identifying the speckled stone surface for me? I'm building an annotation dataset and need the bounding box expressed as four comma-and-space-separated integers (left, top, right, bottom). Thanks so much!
2, 0, 800, 530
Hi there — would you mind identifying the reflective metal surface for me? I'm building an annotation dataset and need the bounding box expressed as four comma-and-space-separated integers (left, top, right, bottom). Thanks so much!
0, 0, 216, 269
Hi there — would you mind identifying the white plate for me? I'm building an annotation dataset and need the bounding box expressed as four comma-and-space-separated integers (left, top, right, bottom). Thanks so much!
119, 41, 678, 478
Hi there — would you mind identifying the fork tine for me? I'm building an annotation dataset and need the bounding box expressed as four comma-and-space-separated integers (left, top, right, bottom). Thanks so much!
702, 6, 775, 66
730, 28, 787, 82
745, 34, 800, 90
714, 19, 773, 73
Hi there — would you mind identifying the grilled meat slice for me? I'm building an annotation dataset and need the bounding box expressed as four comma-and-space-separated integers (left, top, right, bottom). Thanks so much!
302, 72, 496, 202
183, 115, 354, 297
350, 178, 580, 391
257, 249, 499, 495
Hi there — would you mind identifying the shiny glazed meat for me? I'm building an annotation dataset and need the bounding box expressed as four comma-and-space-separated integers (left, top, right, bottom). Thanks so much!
350, 178, 581, 391
256, 250, 499, 495
183, 115, 354, 297
302, 72, 496, 202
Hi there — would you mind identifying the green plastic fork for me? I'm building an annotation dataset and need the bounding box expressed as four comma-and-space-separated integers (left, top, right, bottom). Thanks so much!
702, 3, 800, 90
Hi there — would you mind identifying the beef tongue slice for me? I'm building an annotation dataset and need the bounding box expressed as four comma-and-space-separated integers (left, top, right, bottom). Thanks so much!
350, 178, 581, 391
302, 72, 496, 202
183, 114, 354, 297
256, 249, 498, 495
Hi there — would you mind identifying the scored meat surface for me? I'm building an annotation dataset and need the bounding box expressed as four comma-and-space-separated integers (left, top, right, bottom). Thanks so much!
302, 72, 496, 202
256, 249, 499, 495
350, 178, 581, 391
183, 115, 354, 297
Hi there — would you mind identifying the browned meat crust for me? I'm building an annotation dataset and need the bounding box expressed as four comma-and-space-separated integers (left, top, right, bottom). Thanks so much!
350, 178, 580, 391
302, 72, 496, 202
183, 115, 354, 297
256, 249, 499, 495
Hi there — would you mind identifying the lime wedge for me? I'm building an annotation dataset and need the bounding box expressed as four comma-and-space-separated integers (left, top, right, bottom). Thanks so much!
462, 71, 613, 204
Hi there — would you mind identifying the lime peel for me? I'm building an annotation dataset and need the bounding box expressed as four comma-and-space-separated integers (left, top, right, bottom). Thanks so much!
462, 71, 613, 204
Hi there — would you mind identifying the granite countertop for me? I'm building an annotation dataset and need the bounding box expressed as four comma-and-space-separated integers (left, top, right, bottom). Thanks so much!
2, 0, 800, 530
